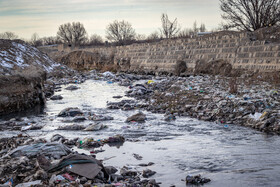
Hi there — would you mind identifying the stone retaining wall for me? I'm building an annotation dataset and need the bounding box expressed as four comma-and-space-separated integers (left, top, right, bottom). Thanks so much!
40, 31, 280, 74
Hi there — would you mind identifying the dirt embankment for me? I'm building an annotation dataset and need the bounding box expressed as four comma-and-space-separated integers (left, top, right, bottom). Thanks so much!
0, 39, 61, 115
56, 50, 117, 72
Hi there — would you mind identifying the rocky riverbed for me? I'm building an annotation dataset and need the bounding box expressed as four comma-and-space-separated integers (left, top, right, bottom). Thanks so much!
0, 71, 280, 187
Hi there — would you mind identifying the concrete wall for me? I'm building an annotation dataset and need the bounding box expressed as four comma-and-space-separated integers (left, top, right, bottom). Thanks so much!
44, 31, 280, 73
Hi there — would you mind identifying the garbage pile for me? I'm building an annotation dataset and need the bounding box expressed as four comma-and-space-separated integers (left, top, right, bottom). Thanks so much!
0, 134, 160, 186
121, 74, 280, 134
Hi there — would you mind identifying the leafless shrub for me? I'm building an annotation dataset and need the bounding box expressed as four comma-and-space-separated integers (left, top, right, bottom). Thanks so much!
106, 20, 136, 45
57, 22, 87, 46
0, 31, 18, 40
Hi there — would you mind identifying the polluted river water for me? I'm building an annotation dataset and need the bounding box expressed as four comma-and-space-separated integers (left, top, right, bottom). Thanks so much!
1, 79, 280, 187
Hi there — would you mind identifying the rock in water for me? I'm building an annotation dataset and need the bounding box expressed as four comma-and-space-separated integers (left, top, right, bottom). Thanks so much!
142, 169, 156, 178
84, 123, 107, 131
50, 95, 63, 100
185, 174, 211, 185
65, 85, 79, 90
57, 124, 85, 130
126, 112, 146, 122
58, 107, 83, 117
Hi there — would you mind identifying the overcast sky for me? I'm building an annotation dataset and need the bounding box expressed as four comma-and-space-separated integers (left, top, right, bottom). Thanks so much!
0, 0, 222, 40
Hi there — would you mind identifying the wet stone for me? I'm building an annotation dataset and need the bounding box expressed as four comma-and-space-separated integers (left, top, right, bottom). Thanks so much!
50, 95, 63, 100
57, 124, 85, 130
185, 174, 211, 185
126, 112, 146, 123
142, 169, 156, 178
84, 123, 107, 131
58, 107, 83, 117
65, 85, 80, 90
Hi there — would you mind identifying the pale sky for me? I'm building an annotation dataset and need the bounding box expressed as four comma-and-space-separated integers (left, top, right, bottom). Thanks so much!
0, 0, 222, 40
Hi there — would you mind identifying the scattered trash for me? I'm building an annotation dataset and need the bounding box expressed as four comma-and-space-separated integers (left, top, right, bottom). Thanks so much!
48, 153, 103, 179
15, 180, 42, 187
147, 80, 155, 84
5, 142, 72, 159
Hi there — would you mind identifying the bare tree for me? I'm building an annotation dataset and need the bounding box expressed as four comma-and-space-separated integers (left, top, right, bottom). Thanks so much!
199, 23, 207, 32
220, 0, 280, 31
41, 36, 61, 45
135, 34, 146, 41
57, 22, 87, 46
178, 28, 192, 38
0, 31, 18, 40
88, 34, 103, 45
106, 20, 136, 45
30, 33, 42, 47
160, 13, 180, 38
147, 31, 161, 40
193, 21, 199, 33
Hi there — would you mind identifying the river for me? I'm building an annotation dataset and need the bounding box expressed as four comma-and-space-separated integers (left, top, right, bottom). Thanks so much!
1, 79, 280, 187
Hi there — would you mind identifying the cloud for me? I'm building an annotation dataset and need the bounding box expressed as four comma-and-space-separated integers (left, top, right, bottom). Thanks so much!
0, 0, 221, 38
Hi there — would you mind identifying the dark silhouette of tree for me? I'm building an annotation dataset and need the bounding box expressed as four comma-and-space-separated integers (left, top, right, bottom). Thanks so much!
41, 36, 61, 46
220, 0, 280, 31
88, 34, 103, 45
147, 31, 161, 40
160, 13, 180, 38
199, 23, 207, 32
30, 33, 43, 47
193, 21, 199, 33
178, 28, 192, 38
106, 20, 136, 45
0, 31, 18, 40
57, 22, 87, 46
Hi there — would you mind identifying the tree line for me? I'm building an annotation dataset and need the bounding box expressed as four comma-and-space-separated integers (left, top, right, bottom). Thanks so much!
0, 14, 208, 47
0, 0, 279, 46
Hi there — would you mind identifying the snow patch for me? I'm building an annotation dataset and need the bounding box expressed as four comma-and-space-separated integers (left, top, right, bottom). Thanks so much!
0, 51, 8, 57
13, 42, 27, 52
1, 61, 14, 68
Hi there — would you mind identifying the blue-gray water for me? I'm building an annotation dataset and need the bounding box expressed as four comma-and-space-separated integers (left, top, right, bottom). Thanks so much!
1, 79, 280, 187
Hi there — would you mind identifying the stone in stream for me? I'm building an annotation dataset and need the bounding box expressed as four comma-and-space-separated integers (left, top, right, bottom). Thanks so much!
132, 153, 143, 160
65, 85, 80, 90
50, 95, 63, 100
138, 162, 155, 167
113, 95, 123, 99
89, 114, 114, 121
142, 169, 156, 178
126, 112, 146, 123
84, 123, 107, 131
58, 107, 83, 117
50, 134, 65, 142
185, 174, 211, 185
57, 124, 85, 130
72, 116, 87, 122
